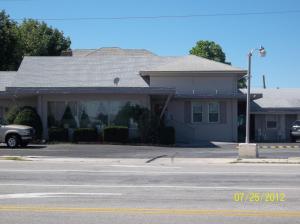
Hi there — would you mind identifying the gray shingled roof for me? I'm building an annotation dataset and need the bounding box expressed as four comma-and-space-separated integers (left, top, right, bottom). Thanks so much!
15, 55, 173, 88
141, 55, 246, 73
73, 47, 156, 57
0, 72, 17, 91
251, 88, 300, 112
8, 48, 246, 88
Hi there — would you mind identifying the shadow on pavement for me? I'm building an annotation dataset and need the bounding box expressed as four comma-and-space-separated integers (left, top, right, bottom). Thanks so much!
0, 145, 47, 150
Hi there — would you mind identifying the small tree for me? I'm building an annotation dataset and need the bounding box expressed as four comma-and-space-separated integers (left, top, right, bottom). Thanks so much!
5, 106, 21, 124
97, 113, 108, 126
79, 110, 90, 128
61, 106, 77, 128
14, 106, 43, 139
114, 102, 162, 143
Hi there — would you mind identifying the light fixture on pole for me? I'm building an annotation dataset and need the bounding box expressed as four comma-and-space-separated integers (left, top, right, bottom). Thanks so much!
239, 46, 266, 158
245, 46, 266, 144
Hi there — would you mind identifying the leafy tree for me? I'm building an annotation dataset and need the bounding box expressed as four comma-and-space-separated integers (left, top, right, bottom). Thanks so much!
13, 106, 43, 139
190, 40, 246, 88
5, 106, 21, 124
0, 10, 22, 70
114, 102, 162, 143
18, 19, 71, 56
0, 11, 71, 70
190, 40, 226, 63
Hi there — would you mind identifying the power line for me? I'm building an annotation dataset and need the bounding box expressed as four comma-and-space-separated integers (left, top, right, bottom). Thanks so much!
11, 9, 300, 22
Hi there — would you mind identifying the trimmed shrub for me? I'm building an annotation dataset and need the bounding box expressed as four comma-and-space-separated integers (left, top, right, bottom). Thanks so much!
103, 126, 129, 143
79, 110, 90, 128
48, 127, 68, 142
5, 106, 20, 124
47, 114, 58, 128
61, 105, 77, 128
97, 113, 108, 126
113, 102, 162, 143
73, 128, 98, 142
14, 106, 43, 139
159, 126, 175, 145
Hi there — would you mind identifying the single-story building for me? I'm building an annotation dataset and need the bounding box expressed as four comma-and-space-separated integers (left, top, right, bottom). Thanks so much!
0, 47, 298, 143
250, 88, 300, 142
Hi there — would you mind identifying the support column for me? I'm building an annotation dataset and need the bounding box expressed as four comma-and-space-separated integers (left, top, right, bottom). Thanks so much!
37, 95, 48, 140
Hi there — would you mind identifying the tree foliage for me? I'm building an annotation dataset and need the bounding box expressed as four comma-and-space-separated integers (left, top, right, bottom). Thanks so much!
189, 40, 226, 63
0, 10, 71, 70
11, 106, 43, 139
79, 109, 90, 128
18, 19, 71, 56
114, 102, 162, 143
61, 106, 77, 128
190, 40, 246, 88
0, 11, 22, 70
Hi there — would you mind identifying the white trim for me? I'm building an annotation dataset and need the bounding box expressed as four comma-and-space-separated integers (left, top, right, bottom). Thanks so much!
208, 102, 220, 123
191, 102, 203, 123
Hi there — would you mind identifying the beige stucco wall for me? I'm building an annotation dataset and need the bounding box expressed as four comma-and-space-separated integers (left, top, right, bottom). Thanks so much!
166, 99, 238, 143
150, 74, 238, 94
254, 113, 300, 142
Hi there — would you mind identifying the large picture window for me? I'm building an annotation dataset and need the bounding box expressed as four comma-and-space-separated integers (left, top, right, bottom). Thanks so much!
192, 102, 203, 123
208, 102, 219, 123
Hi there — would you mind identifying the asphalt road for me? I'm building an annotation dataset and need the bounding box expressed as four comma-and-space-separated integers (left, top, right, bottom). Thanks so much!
1, 160, 300, 223
0, 143, 300, 159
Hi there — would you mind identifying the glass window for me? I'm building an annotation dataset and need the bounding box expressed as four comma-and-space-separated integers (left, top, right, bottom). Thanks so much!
192, 103, 203, 123
208, 102, 219, 123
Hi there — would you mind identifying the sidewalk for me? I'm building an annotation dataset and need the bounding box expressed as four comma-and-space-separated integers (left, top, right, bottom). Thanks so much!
1, 155, 300, 165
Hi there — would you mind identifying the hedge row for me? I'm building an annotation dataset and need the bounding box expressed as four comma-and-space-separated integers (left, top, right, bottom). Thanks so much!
48, 127, 69, 142
48, 126, 175, 145
103, 126, 129, 143
73, 128, 99, 142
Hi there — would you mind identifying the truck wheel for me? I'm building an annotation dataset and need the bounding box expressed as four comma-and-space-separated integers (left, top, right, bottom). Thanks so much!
20, 141, 29, 147
6, 134, 20, 148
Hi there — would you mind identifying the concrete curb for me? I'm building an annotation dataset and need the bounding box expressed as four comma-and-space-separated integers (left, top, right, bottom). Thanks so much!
1, 156, 300, 165
234, 157, 300, 164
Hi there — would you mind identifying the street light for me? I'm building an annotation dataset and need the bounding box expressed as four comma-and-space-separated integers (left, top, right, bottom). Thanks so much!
245, 46, 266, 144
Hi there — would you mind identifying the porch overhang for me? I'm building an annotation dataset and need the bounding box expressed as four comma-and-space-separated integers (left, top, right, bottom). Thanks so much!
174, 92, 262, 100
251, 108, 300, 114
5, 87, 176, 96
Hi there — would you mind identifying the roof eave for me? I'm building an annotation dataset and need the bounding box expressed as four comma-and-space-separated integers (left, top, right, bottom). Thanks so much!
5, 87, 176, 95
140, 70, 247, 76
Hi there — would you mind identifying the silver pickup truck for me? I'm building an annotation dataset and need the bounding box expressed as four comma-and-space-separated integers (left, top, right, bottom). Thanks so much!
290, 120, 300, 142
0, 123, 35, 148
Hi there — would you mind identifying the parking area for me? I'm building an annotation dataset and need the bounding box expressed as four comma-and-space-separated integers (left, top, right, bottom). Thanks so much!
0, 142, 299, 159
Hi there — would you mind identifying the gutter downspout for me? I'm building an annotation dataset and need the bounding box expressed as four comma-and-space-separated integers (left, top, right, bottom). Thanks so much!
160, 93, 173, 119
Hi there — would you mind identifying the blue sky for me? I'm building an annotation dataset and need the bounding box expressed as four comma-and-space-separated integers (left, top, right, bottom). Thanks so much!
1, 0, 300, 88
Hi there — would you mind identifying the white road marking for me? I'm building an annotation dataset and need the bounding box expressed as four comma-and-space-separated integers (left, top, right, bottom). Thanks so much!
0, 192, 122, 199
0, 184, 300, 191
0, 169, 299, 175
109, 165, 181, 169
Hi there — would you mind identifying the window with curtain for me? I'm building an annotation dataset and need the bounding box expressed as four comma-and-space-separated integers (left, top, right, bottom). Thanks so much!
192, 102, 203, 123
208, 102, 219, 123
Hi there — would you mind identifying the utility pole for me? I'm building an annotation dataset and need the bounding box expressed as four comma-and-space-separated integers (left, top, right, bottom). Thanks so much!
263, 75, 266, 89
